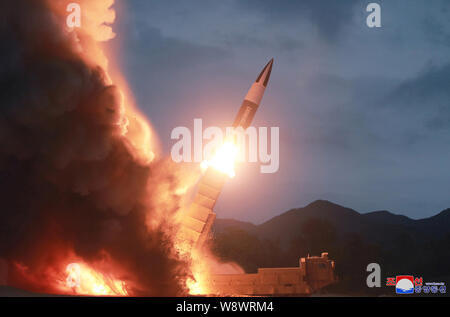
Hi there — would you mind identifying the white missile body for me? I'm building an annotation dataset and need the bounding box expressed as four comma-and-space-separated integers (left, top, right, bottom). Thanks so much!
233, 58, 273, 128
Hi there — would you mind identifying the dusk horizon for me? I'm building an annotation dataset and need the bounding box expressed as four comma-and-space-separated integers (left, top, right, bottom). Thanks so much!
217, 198, 450, 225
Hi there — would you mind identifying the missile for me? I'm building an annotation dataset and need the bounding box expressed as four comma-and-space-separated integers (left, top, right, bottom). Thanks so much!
232, 58, 273, 129
180, 59, 274, 248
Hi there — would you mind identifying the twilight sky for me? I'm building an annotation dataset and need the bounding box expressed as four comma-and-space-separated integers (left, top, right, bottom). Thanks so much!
109, 0, 450, 223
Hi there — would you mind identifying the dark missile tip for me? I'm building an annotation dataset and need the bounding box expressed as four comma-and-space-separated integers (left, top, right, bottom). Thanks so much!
256, 58, 274, 87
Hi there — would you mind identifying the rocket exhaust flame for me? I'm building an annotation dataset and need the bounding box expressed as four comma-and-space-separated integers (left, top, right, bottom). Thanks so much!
201, 141, 239, 178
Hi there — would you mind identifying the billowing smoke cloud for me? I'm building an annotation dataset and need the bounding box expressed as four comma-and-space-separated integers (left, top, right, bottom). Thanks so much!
0, 0, 193, 295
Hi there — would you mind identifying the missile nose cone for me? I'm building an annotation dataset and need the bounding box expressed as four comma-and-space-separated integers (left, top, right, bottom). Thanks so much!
255, 58, 274, 87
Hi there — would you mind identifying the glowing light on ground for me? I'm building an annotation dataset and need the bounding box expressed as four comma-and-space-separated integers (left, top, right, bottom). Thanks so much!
63, 262, 128, 296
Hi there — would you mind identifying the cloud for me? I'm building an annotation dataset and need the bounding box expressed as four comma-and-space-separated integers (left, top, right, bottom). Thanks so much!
418, 0, 450, 47
124, 22, 230, 71
384, 64, 450, 131
237, 0, 359, 41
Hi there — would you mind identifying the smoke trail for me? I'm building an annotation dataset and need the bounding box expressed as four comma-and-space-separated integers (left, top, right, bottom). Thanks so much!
0, 0, 193, 295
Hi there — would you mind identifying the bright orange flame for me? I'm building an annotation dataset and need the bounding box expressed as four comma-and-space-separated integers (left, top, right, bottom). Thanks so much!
12, 250, 130, 296
182, 141, 243, 295
201, 141, 238, 178
186, 278, 205, 295
185, 249, 212, 295
183, 248, 245, 295
63, 262, 128, 296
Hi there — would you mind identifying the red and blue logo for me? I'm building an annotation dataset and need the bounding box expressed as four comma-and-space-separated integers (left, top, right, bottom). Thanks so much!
395, 276, 414, 294
385, 275, 446, 295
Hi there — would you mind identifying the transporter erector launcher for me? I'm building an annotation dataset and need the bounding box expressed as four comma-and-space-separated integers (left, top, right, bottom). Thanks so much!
180, 59, 273, 248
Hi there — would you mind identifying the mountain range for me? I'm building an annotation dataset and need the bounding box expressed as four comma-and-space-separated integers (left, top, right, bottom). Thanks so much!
214, 200, 450, 246
211, 200, 450, 295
